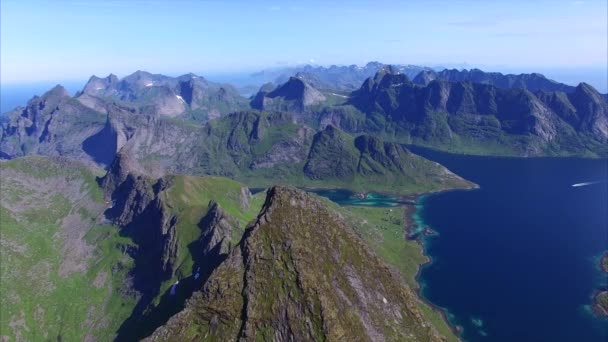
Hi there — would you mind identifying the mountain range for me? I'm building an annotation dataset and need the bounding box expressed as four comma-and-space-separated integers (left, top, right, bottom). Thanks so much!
412, 68, 577, 93
251, 61, 435, 91
321, 67, 608, 156
77, 71, 247, 120
1, 62, 607, 340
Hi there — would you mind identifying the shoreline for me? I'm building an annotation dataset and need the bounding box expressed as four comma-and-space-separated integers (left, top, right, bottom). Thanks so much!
402, 190, 473, 340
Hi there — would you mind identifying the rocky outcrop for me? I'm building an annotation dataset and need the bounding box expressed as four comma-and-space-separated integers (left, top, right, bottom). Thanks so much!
145, 187, 445, 341
198, 201, 235, 257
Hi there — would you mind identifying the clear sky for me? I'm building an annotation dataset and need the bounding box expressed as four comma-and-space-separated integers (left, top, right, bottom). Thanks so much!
1, 0, 606, 83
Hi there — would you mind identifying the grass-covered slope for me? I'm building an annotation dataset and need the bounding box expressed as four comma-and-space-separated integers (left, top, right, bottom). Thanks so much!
146, 187, 447, 341
333, 203, 458, 341
178, 112, 474, 195
302, 125, 473, 193
0, 155, 267, 341
0, 156, 134, 341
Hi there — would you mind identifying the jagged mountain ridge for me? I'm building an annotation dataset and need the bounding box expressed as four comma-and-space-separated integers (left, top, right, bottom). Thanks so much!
77, 70, 247, 119
319, 68, 608, 156
412, 68, 577, 93
146, 186, 445, 341
252, 61, 435, 91
2, 64, 606, 170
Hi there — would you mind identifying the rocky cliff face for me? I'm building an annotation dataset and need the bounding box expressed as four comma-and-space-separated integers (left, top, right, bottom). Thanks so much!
0, 85, 110, 164
77, 71, 247, 119
146, 186, 445, 341
337, 69, 608, 156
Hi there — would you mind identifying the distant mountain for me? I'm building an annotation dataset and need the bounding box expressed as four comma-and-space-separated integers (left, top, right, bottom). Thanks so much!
412, 68, 576, 93
250, 76, 327, 113
320, 67, 608, 157
145, 186, 446, 341
253, 61, 434, 91
0, 85, 111, 165
77, 71, 248, 120
0, 87, 472, 195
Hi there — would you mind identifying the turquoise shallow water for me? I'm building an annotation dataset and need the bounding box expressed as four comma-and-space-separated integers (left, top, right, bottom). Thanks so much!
304, 189, 406, 207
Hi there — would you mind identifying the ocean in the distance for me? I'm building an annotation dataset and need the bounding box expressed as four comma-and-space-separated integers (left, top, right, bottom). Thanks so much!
1, 82, 85, 115
408, 147, 608, 341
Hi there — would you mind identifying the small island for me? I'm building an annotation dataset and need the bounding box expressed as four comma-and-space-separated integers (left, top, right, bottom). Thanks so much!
592, 252, 608, 317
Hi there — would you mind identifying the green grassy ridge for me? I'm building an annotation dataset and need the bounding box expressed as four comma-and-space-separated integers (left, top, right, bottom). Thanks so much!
0, 156, 269, 340
147, 187, 448, 341
194, 112, 473, 196
0, 156, 135, 341
2, 155, 459, 340
156, 175, 265, 292
326, 202, 458, 341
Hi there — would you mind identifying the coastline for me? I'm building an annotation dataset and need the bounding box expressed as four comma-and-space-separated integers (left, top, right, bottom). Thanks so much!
402, 190, 474, 340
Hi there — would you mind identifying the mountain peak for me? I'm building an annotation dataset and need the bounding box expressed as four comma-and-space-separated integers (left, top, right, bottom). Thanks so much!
43, 84, 71, 99
251, 75, 326, 111
146, 185, 445, 341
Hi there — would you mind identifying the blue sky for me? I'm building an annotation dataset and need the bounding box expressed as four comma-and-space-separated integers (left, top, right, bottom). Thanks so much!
1, 0, 606, 84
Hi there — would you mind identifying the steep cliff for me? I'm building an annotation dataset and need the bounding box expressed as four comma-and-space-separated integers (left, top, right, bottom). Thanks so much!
146, 186, 446, 341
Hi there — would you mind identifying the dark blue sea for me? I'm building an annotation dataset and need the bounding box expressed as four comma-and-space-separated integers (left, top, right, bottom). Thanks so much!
1, 82, 84, 115
309, 149, 608, 341
408, 147, 608, 342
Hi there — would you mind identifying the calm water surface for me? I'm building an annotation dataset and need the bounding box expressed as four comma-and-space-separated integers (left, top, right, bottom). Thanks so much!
408, 146, 608, 342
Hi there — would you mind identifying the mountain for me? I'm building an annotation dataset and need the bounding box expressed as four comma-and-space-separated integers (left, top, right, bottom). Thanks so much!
0, 84, 201, 168
250, 76, 327, 113
0, 85, 111, 164
1, 155, 459, 340
0, 156, 133, 340
145, 186, 446, 341
252, 61, 434, 91
0, 154, 268, 341
321, 68, 608, 157
303, 125, 470, 192
412, 68, 576, 93
77, 71, 248, 120
127, 111, 473, 194
0, 84, 471, 195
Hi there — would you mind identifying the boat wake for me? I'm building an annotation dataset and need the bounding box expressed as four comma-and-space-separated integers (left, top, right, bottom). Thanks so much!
571, 180, 605, 187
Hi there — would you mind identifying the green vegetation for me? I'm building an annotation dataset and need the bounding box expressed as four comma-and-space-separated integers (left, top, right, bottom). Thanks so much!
147, 187, 448, 341
197, 113, 474, 195
156, 175, 265, 290
333, 203, 458, 341
0, 156, 135, 341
